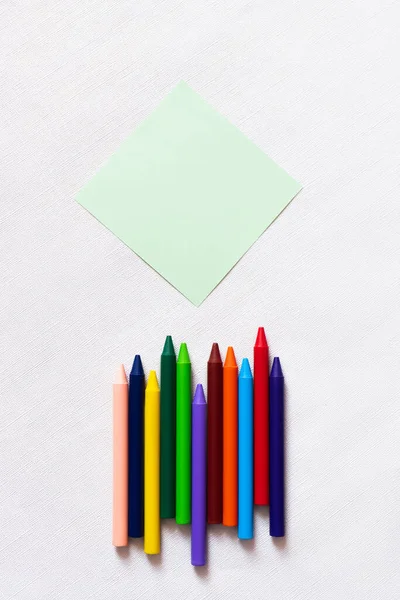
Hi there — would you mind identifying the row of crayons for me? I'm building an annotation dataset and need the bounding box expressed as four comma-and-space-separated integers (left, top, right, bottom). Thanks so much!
112, 327, 285, 566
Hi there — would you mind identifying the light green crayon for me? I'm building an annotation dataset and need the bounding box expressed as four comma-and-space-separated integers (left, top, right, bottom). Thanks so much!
176, 343, 192, 524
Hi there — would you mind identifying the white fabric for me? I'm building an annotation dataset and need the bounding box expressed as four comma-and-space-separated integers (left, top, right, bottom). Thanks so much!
1, 1, 399, 598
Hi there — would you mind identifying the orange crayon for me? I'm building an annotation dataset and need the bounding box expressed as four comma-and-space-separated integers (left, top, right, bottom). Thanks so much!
223, 347, 238, 526
113, 365, 129, 546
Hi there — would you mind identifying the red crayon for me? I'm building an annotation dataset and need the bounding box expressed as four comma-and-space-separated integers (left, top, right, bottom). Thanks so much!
254, 327, 269, 505
207, 343, 223, 524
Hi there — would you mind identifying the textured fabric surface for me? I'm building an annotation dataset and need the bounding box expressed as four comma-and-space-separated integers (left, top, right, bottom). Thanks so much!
1, 1, 399, 599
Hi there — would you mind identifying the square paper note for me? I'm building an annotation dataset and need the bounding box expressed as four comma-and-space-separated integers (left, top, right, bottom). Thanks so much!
77, 82, 301, 305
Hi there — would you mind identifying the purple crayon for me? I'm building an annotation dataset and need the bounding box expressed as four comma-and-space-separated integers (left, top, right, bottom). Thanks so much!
191, 384, 207, 566
269, 357, 285, 537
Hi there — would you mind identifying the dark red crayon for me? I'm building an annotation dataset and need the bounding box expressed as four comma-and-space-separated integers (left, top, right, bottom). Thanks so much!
254, 327, 269, 505
207, 343, 223, 524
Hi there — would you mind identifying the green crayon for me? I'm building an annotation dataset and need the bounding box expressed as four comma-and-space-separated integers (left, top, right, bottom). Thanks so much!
176, 343, 192, 524
160, 336, 177, 518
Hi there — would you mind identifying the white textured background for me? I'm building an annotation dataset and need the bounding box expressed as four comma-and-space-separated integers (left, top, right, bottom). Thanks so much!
1, 1, 399, 598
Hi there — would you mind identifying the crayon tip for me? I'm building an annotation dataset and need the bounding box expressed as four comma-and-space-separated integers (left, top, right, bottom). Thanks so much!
115, 364, 127, 384
177, 342, 190, 364
131, 354, 144, 377
271, 357, 284, 378
255, 327, 268, 347
162, 335, 175, 356
146, 370, 160, 391
193, 384, 206, 404
208, 342, 222, 363
224, 346, 237, 368
239, 358, 252, 379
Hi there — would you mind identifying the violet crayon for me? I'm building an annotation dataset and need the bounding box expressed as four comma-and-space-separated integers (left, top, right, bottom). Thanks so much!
269, 357, 285, 537
191, 384, 207, 566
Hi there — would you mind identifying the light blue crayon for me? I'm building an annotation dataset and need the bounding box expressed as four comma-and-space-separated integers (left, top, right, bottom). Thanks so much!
238, 358, 254, 540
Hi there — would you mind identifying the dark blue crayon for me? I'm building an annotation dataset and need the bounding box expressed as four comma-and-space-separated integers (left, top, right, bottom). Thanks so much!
269, 357, 285, 537
128, 355, 144, 537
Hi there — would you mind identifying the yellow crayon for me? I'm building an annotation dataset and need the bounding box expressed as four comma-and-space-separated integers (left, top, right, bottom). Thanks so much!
144, 370, 160, 554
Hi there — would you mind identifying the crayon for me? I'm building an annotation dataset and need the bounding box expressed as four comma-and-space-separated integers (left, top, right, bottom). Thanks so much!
238, 358, 253, 540
254, 327, 269, 505
223, 346, 238, 526
160, 336, 177, 518
269, 358, 285, 537
144, 370, 160, 554
176, 343, 191, 524
191, 384, 207, 566
113, 365, 128, 547
128, 355, 144, 538
207, 343, 223, 524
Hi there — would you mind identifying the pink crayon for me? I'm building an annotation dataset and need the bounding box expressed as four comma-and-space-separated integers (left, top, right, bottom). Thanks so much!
113, 365, 128, 546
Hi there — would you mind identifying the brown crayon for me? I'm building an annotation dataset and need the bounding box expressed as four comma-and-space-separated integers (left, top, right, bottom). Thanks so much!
207, 343, 223, 524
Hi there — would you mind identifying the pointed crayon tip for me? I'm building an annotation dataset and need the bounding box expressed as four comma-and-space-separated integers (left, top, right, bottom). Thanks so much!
271, 357, 283, 378
193, 384, 206, 404
255, 327, 268, 347
224, 346, 237, 368
162, 335, 175, 356
177, 342, 190, 364
239, 358, 252, 379
146, 369, 160, 391
209, 342, 222, 363
115, 364, 127, 384
131, 354, 144, 377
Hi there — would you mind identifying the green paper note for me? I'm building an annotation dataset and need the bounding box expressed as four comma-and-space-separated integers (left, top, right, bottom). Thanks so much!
76, 82, 301, 305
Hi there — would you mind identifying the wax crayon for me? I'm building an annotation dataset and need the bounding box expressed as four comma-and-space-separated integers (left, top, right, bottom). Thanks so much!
269, 357, 285, 537
254, 327, 269, 505
207, 343, 223, 524
128, 355, 144, 538
113, 365, 128, 547
144, 370, 160, 554
176, 343, 191, 524
223, 346, 238, 526
191, 384, 207, 566
160, 336, 176, 518
238, 358, 253, 540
